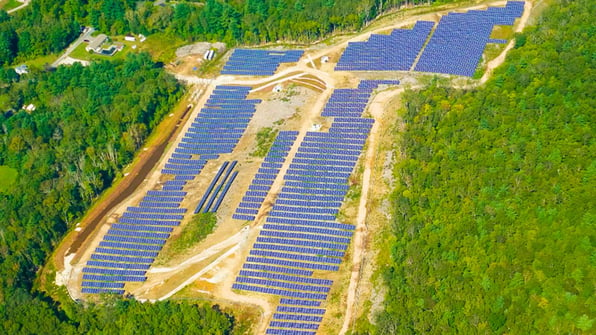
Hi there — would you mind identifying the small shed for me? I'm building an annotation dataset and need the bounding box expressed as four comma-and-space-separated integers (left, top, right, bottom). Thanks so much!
321, 56, 330, 63
125, 34, 136, 42
15, 65, 29, 75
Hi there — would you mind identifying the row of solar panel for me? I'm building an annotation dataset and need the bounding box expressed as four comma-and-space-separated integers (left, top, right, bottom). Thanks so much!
280, 299, 321, 307
83, 274, 146, 282
127, 207, 186, 214
239, 270, 333, 286
275, 199, 343, 209
256, 237, 348, 251
280, 186, 347, 196
236, 277, 331, 293
253, 243, 344, 258
81, 281, 125, 289
269, 321, 318, 330
104, 235, 165, 246
271, 205, 339, 215
273, 313, 322, 323
107, 228, 169, 239
265, 329, 315, 335
123, 212, 184, 220
166, 158, 206, 166
243, 263, 313, 277
87, 260, 151, 270
111, 223, 173, 233
118, 218, 180, 226
358, 80, 401, 88
250, 250, 341, 265
83, 267, 146, 276
95, 247, 158, 258
277, 192, 345, 202
82, 288, 125, 294
261, 228, 351, 243
266, 217, 354, 232
99, 241, 163, 251
246, 256, 339, 271
232, 283, 326, 300
91, 253, 154, 264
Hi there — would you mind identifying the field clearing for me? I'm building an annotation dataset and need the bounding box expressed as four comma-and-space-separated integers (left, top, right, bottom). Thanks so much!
0, 165, 17, 193
0, 0, 21, 11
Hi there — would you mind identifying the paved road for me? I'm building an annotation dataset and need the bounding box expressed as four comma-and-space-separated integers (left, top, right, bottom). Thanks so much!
51, 27, 95, 68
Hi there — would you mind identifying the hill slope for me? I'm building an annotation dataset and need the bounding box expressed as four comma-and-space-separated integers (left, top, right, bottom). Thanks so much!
378, 0, 595, 333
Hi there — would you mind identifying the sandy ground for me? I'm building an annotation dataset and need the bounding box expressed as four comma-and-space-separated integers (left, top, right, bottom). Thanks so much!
55, 0, 535, 332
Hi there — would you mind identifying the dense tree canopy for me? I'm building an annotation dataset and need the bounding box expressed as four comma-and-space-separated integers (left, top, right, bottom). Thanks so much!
0, 0, 451, 65
0, 53, 220, 332
376, 0, 595, 333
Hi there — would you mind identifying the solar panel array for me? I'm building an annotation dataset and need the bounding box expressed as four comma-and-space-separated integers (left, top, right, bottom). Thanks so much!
81, 181, 184, 294
335, 21, 434, 71
414, 1, 525, 76
195, 161, 239, 213
233, 80, 391, 334
233, 131, 299, 221
221, 49, 304, 76
171, 85, 259, 161
82, 86, 257, 294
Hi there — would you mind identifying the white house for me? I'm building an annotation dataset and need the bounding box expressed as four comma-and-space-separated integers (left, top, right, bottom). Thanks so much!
86, 34, 107, 53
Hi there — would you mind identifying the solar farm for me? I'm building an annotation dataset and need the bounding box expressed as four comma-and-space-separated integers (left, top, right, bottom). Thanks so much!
63, 2, 528, 334
336, 1, 524, 76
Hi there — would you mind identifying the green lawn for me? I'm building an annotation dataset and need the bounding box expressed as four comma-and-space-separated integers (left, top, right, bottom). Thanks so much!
0, 165, 17, 193
0, 0, 22, 11
25, 54, 58, 69
69, 40, 136, 62
138, 33, 187, 63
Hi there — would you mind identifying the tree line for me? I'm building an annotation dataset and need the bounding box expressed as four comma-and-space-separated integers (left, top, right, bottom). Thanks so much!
0, 0, 453, 66
368, 0, 595, 333
0, 52, 239, 333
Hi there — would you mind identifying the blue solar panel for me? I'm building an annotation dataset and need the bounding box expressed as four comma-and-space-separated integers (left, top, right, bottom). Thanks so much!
86, 261, 151, 270
259, 230, 351, 244
222, 49, 304, 76
415, 4, 524, 76
279, 299, 321, 307
266, 217, 354, 231
82, 288, 125, 294
253, 243, 344, 258
91, 253, 154, 264
276, 306, 326, 315
239, 270, 333, 286
245, 257, 339, 271
232, 283, 327, 300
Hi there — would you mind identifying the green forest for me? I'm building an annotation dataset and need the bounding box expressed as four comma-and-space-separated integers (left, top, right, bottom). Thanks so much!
0, 0, 452, 66
374, 0, 595, 333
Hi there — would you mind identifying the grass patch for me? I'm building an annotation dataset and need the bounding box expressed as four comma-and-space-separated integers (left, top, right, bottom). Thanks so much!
0, 0, 22, 11
0, 165, 17, 193
69, 39, 135, 62
168, 212, 217, 253
139, 33, 187, 63
196, 50, 227, 77
250, 127, 279, 158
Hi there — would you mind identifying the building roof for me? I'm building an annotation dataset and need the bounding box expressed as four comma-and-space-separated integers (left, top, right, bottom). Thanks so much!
15, 64, 29, 75
87, 34, 107, 52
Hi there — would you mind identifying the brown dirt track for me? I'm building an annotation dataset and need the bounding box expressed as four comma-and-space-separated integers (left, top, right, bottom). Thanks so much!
53, 99, 195, 269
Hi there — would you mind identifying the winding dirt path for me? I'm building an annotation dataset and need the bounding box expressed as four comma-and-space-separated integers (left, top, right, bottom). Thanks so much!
480, 1, 533, 84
